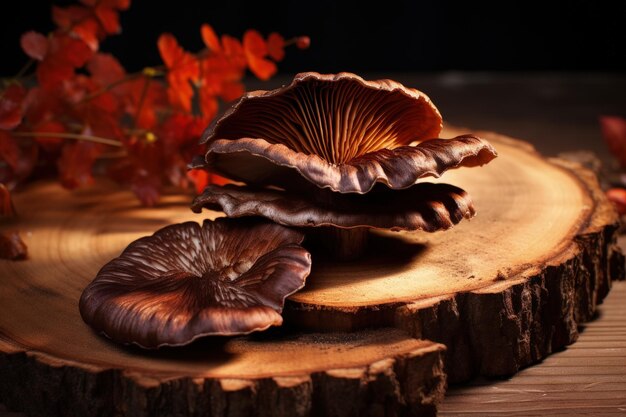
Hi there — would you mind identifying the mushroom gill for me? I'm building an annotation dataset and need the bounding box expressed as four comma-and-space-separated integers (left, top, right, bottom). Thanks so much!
203, 72, 442, 164
197, 72, 497, 193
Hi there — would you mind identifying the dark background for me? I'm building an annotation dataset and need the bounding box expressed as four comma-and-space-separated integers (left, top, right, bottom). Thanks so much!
1, 0, 625, 76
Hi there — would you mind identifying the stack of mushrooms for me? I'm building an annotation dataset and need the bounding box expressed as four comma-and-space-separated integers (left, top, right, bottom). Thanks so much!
79, 72, 497, 348
192, 72, 497, 259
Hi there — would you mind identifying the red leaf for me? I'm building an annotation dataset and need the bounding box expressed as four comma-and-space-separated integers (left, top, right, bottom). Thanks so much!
95, 6, 121, 34
243, 30, 277, 80
247, 56, 277, 80
57, 142, 101, 189
35, 34, 93, 91
0, 131, 20, 171
201, 24, 221, 53
53, 0, 129, 50
52, 5, 90, 29
157, 33, 185, 68
0, 231, 28, 260
158, 34, 199, 111
20, 31, 48, 61
36, 62, 72, 91
23, 87, 65, 126
220, 80, 244, 102
33, 120, 66, 151
606, 188, 626, 215
60, 75, 123, 129
0, 183, 16, 217
198, 87, 218, 121
243, 30, 267, 57
0, 85, 27, 130
71, 20, 101, 51
54, 35, 93, 68
600, 116, 626, 169
267, 33, 285, 61
157, 113, 204, 149
198, 53, 244, 103
210, 173, 230, 186
123, 78, 167, 129
87, 53, 126, 86
187, 168, 210, 194
186, 169, 230, 195
221, 35, 246, 68
52, 5, 99, 50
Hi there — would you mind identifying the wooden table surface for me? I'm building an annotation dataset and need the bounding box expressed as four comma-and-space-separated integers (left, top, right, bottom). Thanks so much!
2, 72, 626, 416
440, 279, 626, 416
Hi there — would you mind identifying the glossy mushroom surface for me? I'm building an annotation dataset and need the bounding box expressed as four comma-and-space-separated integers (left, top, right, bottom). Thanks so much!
79, 219, 311, 348
192, 183, 476, 232
197, 72, 497, 193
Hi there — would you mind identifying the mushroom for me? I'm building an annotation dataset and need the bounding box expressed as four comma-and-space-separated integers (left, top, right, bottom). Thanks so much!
79, 218, 311, 348
192, 72, 497, 259
192, 183, 476, 259
194, 72, 496, 193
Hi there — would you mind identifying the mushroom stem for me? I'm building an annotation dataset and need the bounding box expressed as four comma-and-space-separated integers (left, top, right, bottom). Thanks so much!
330, 227, 369, 260
304, 186, 371, 260
312, 227, 370, 261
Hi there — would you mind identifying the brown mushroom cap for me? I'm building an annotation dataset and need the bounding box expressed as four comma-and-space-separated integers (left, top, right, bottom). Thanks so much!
192, 183, 475, 232
202, 72, 443, 159
196, 72, 496, 192
200, 134, 497, 194
197, 72, 497, 193
79, 219, 311, 348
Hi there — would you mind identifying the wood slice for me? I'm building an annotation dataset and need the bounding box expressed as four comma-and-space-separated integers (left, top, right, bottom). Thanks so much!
0, 183, 446, 417
285, 127, 625, 382
0, 127, 622, 416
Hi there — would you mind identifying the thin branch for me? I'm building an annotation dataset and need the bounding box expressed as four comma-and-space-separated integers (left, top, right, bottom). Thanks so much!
79, 66, 166, 104
12, 131, 123, 147
79, 73, 142, 103
15, 59, 35, 79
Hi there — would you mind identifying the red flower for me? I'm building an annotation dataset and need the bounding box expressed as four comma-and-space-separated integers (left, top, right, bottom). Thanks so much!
10, 2, 307, 207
